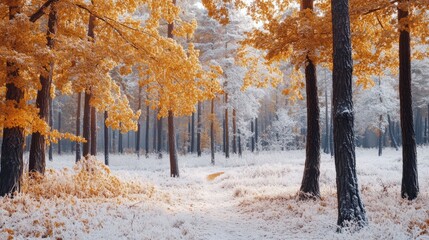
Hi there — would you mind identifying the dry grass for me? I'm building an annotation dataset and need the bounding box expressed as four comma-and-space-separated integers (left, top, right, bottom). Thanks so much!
207, 172, 225, 181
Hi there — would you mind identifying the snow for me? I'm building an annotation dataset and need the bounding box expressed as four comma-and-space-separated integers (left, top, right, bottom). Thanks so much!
1, 147, 429, 239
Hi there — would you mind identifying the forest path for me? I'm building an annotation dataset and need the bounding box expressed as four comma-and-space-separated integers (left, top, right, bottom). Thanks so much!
159, 169, 271, 240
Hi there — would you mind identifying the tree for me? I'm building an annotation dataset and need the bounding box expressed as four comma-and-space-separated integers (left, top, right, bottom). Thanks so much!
331, 0, 367, 228
398, 1, 418, 200
29, 3, 58, 174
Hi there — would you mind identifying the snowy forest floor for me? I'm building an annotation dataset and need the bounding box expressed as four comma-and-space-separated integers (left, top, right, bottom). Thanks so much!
1, 147, 429, 240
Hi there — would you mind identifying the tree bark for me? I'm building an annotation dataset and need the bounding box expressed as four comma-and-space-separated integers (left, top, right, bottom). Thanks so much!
191, 112, 195, 153
398, 2, 418, 200
197, 101, 202, 157
145, 101, 150, 157
251, 120, 255, 152
211, 98, 215, 165
168, 111, 179, 177
225, 94, 229, 158
324, 77, 330, 154
238, 129, 242, 157
76, 93, 82, 162
153, 110, 157, 153
29, 4, 57, 173
0, 5, 24, 197
331, 0, 367, 228
135, 86, 141, 157
82, 92, 91, 156
49, 98, 53, 161
378, 115, 383, 157
232, 109, 237, 154
299, 43, 321, 199
118, 125, 123, 154
157, 116, 163, 158
90, 107, 97, 155
104, 111, 109, 165
58, 111, 62, 155
388, 115, 399, 150
255, 117, 259, 151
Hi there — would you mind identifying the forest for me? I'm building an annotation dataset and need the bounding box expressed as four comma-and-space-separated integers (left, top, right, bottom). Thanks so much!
0, 0, 428, 239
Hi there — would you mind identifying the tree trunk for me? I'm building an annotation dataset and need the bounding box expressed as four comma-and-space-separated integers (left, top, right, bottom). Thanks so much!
49, 98, 53, 161
29, 4, 57, 173
145, 102, 150, 157
187, 117, 191, 153
331, 0, 367, 228
119, 125, 123, 154
330, 113, 334, 157
0, 6, 25, 197
251, 120, 255, 152
90, 106, 97, 155
136, 86, 142, 157
76, 93, 82, 162
378, 116, 383, 157
415, 108, 422, 145
168, 111, 179, 177
388, 115, 399, 150
232, 109, 237, 154
424, 117, 428, 144
104, 111, 109, 165
197, 101, 202, 157
299, 27, 321, 200
191, 112, 195, 153
153, 111, 157, 153
211, 98, 215, 165
82, 92, 91, 156
225, 94, 229, 158
58, 111, 62, 155
398, 3, 418, 200
324, 78, 330, 154
112, 130, 116, 154
157, 116, 163, 158
255, 117, 259, 151
238, 129, 242, 157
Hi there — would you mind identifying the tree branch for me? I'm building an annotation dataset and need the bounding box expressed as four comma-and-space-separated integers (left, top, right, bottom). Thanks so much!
29, 0, 59, 23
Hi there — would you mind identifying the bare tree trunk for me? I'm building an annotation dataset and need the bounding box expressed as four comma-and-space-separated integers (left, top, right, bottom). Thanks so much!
58, 111, 62, 155
153, 111, 157, 153
104, 111, 109, 165
83, 92, 91, 156
49, 98, 53, 161
29, 4, 57, 173
191, 112, 195, 153
0, 5, 25, 197
238, 129, 242, 157
118, 125, 123, 154
225, 94, 229, 158
90, 106, 97, 155
211, 98, 215, 165
168, 111, 179, 177
378, 115, 383, 156
255, 117, 259, 151
157, 116, 163, 158
112, 130, 116, 154
76, 93, 82, 162
136, 86, 142, 157
197, 101, 202, 157
251, 120, 255, 152
324, 78, 330, 154
398, 2, 418, 200
145, 102, 150, 157
331, 0, 367, 228
232, 109, 237, 154
388, 115, 399, 150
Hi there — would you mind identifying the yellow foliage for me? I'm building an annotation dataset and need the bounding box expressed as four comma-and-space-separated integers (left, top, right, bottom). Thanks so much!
22, 157, 148, 199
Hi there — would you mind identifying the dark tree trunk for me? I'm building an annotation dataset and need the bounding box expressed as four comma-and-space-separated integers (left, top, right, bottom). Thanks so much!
145, 102, 150, 157
238, 129, 242, 157
225, 94, 229, 158
331, 0, 367, 228
424, 117, 428, 144
112, 130, 116, 154
104, 111, 109, 165
251, 120, 255, 152
197, 101, 202, 157
58, 111, 62, 155
168, 111, 179, 177
324, 79, 330, 154
82, 92, 91, 156
388, 115, 399, 150
330, 114, 334, 157
255, 117, 259, 151
398, 3, 418, 200
90, 107, 97, 155
211, 98, 215, 165
136, 86, 142, 157
157, 116, 163, 158
232, 109, 237, 154
299, 37, 321, 199
378, 115, 383, 156
187, 117, 191, 152
49, 98, 53, 161
76, 92, 82, 162
127, 132, 130, 149
153, 111, 157, 153
222, 119, 225, 153
0, 6, 24, 197
29, 4, 57, 173
191, 112, 195, 153
119, 125, 123, 154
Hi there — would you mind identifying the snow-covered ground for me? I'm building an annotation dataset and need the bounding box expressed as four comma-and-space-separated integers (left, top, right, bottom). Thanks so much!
1, 147, 429, 239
